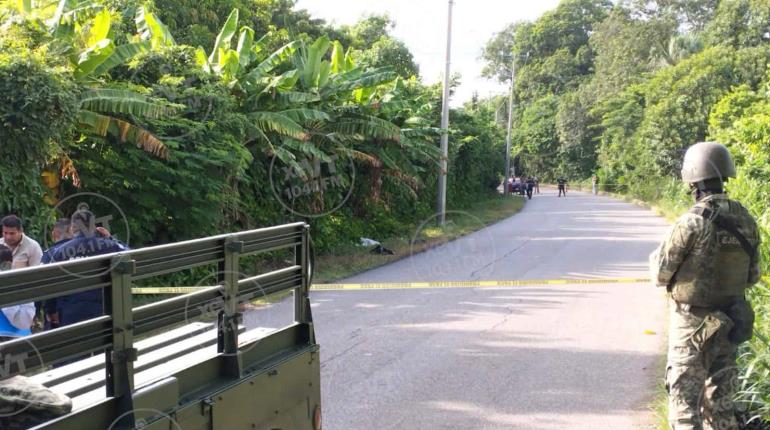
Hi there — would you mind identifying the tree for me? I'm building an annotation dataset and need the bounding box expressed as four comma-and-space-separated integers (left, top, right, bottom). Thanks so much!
481, 22, 524, 83
704, 0, 770, 48
589, 7, 674, 98
347, 14, 394, 49
269, 0, 349, 45
5, 4, 182, 176
626, 0, 720, 31
345, 14, 419, 79
153, 0, 273, 48
512, 95, 560, 177
0, 54, 78, 231
482, 0, 612, 180
556, 89, 599, 177
483, 0, 613, 87
357, 36, 419, 79
635, 46, 770, 177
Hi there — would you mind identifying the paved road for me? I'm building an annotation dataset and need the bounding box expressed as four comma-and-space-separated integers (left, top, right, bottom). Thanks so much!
249, 188, 672, 429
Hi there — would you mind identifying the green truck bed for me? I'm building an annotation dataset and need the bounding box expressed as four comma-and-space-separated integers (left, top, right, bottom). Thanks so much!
0, 222, 321, 430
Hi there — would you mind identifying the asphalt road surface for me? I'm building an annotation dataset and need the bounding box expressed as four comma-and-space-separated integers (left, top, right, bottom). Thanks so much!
249, 188, 672, 429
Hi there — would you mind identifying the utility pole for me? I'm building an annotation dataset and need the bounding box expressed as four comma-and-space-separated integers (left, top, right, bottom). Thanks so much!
437, 0, 453, 226
503, 55, 515, 196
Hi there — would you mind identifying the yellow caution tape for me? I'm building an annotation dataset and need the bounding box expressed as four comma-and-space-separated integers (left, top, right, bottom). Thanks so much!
132, 286, 212, 295
310, 277, 651, 291
132, 277, 651, 294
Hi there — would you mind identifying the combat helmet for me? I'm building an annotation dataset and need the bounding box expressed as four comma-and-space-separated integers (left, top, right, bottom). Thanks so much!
681, 141, 736, 184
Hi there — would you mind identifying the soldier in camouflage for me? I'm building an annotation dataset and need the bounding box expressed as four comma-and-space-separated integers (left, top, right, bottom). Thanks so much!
650, 142, 761, 430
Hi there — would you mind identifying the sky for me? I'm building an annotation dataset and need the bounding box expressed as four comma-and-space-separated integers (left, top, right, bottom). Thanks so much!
294, 0, 561, 106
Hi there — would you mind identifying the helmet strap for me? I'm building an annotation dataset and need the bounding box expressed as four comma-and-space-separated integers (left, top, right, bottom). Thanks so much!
691, 179, 725, 202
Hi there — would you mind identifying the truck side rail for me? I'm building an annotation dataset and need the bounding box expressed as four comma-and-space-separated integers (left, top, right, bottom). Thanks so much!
0, 222, 316, 429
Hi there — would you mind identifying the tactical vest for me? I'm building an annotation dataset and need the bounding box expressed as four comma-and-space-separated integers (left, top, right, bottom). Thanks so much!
670, 198, 758, 307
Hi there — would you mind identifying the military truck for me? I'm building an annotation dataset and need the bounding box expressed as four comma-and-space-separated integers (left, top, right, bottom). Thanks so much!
0, 222, 321, 429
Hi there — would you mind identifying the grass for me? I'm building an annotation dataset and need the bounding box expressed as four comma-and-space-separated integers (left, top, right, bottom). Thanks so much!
738, 282, 770, 424
130, 196, 525, 309
654, 378, 670, 430
313, 195, 526, 283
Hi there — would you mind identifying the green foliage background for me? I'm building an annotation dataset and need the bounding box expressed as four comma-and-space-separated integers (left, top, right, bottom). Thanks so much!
0, 0, 504, 251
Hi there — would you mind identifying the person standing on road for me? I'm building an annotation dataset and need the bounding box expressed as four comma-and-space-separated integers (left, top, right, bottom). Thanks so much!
526, 177, 535, 200
650, 142, 761, 430
534, 176, 540, 194
0, 215, 42, 269
592, 174, 598, 195
557, 177, 567, 197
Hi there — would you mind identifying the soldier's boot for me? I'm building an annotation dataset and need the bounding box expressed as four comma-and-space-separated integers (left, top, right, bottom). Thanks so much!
703, 349, 740, 430
667, 363, 708, 430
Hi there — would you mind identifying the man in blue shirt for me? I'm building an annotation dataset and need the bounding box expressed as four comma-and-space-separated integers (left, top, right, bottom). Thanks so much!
38, 218, 72, 330
43, 207, 129, 327
41, 219, 72, 263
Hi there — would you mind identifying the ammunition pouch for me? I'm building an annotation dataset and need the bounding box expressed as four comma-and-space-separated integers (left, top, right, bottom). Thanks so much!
724, 299, 755, 344
688, 310, 732, 352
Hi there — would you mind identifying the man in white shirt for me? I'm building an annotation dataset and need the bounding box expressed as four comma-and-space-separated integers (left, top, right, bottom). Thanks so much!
0, 215, 43, 269
0, 246, 72, 425
0, 244, 33, 339
0, 215, 41, 338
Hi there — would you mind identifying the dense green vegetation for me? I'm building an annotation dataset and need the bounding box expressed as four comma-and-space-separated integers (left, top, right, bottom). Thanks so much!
0, 0, 505, 254
482, 0, 770, 421
2, 0, 768, 422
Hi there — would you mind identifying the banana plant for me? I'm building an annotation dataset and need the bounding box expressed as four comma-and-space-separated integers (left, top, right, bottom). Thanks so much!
195, 8, 301, 98
12, 2, 182, 161
193, 8, 316, 159
283, 37, 439, 203
18, 1, 154, 79
69, 6, 179, 158
134, 4, 174, 49
192, 10, 429, 190
9, 1, 182, 201
288, 36, 399, 138
347, 77, 441, 202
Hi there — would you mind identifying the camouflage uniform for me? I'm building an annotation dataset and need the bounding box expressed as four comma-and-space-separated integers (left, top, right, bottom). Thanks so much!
0, 376, 72, 429
650, 194, 761, 430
